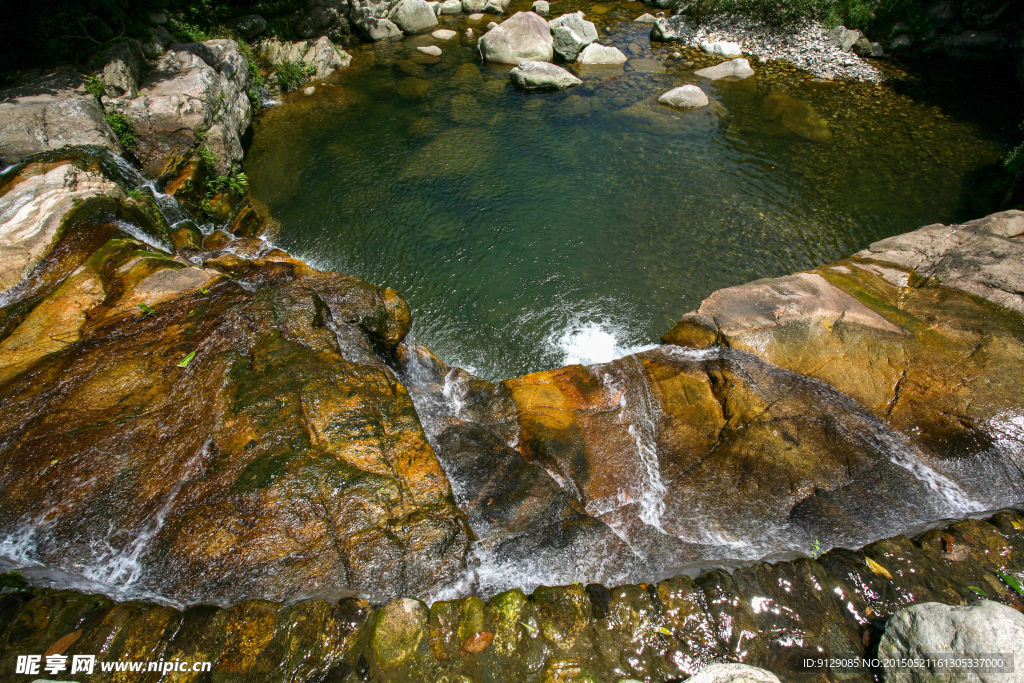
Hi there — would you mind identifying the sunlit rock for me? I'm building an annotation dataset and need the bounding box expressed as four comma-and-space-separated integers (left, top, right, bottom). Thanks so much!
657, 84, 709, 108
509, 61, 582, 90
477, 12, 553, 64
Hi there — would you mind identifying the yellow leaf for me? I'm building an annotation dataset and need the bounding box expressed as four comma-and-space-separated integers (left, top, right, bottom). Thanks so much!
865, 557, 893, 580
1012, 520, 1022, 530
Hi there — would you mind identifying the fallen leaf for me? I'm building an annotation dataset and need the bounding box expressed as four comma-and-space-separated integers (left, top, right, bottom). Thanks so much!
44, 630, 82, 657
865, 557, 893, 580
177, 350, 196, 367
462, 631, 494, 654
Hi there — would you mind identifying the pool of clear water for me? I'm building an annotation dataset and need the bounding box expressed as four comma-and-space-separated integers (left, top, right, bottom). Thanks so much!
245, 3, 1013, 381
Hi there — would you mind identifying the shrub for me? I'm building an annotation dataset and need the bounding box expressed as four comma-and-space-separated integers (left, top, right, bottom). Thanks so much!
105, 109, 137, 151
84, 73, 106, 99
276, 60, 316, 92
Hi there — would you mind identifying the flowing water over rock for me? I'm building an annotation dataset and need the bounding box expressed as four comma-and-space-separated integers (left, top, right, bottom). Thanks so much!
244, 0, 1018, 381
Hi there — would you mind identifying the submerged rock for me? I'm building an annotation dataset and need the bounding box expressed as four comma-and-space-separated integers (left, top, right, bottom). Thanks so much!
432, 28, 458, 39
760, 90, 832, 141
657, 84, 709, 108
417, 45, 443, 56
477, 12, 553, 64
509, 61, 582, 90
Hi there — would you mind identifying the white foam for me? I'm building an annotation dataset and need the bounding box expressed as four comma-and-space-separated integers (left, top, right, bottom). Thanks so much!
552, 321, 656, 367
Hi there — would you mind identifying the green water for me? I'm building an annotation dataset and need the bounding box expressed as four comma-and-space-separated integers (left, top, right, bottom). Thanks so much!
245, 3, 1011, 380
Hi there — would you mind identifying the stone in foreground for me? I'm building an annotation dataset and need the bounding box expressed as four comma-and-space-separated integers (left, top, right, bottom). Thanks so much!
477, 11, 553, 64
694, 57, 755, 80
657, 84, 709, 108
509, 61, 582, 90
688, 663, 783, 683
880, 601, 1024, 683
700, 40, 742, 57
577, 43, 627, 64
553, 26, 589, 61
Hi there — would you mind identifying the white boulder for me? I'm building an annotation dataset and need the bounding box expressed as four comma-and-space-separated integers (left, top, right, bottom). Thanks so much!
700, 40, 742, 58
390, 0, 440, 33
509, 60, 582, 90
657, 84, 709, 108
477, 12, 553, 64
694, 57, 754, 80
577, 43, 627, 64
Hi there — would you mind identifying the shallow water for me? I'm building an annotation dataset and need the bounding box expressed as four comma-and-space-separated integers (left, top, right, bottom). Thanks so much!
245, 2, 1012, 380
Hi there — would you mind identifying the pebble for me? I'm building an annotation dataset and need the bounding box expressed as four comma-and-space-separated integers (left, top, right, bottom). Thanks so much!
468, 12, 484, 19
432, 29, 457, 40
303, 86, 315, 95
465, 28, 474, 38
665, 17, 883, 82
417, 45, 443, 56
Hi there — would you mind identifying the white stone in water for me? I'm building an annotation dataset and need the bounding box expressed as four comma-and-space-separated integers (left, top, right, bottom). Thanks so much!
417, 45, 443, 55
634, 13, 657, 22
687, 663, 782, 683
302, 86, 316, 95
532, 0, 549, 15
487, 21, 497, 29
432, 28, 457, 39
576, 42, 627, 64
657, 84, 708, 108
468, 12, 485, 19
438, 0, 462, 13
465, 28, 475, 38
509, 60, 582, 90
694, 57, 754, 80
700, 40, 742, 58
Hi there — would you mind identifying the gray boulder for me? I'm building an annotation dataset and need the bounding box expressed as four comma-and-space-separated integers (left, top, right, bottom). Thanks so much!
463, 0, 487, 11
651, 16, 691, 41
694, 57, 755, 79
260, 36, 353, 81
296, 5, 347, 38
657, 84, 708, 108
509, 60, 582, 89
483, 0, 511, 14
97, 39, 146, 99
477, 12, 553, 64
112, 39, 252, 175
142, 26, 174, 60
226, 14, 268, 39
532, 0, 550, 15
553, 26, 589, 61
438, 0, 463, 14
391, 0, 440, 33
829, 25, 862, 52
0, 68, 123, 164
549, 12, 598, 43
879, 601, 1024, 683
351, 0, 404, 40
687, 663, 782, 683
577, 42, 627, 64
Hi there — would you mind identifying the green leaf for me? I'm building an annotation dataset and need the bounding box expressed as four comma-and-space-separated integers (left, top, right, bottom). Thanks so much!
658, 626, 672, 635
200, 287, 210, 295
519, 621, 538, 634
138, 302, 155, 316
967, 586, 987, 597
995, 570, 1024, 596
177, 351, 197, 368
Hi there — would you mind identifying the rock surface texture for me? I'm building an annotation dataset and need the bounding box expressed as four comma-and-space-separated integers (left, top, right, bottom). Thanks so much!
658, 84, 710, 108
477, 12, 554, 64
1, 510, 1023, 681
879, 601, 1024, 683
509, 61, 583, 90
0, 69, 123, 164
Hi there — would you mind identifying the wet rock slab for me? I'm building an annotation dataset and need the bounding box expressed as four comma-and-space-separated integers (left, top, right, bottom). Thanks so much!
1, 510, 1022, 681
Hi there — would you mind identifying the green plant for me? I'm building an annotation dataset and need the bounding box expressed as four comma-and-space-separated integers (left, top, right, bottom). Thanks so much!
177, 350, 196, 367
811, 539, 822, 559
196, 145, 217, 170
995, 570, 1024, 597
84, 73, 106, 99
0, 570, 28, 591
138, 302, 155, 316
105, 109, 136, 151
167, 17, 209, 42
276, 59, 316, 93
